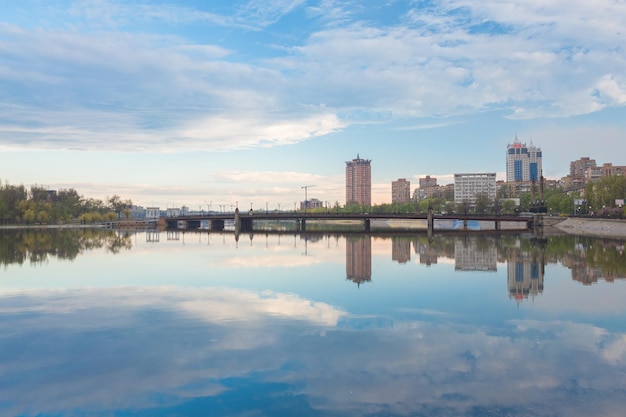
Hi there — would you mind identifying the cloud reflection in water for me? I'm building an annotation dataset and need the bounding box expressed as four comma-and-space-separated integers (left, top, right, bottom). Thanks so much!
1, 286, 625, 417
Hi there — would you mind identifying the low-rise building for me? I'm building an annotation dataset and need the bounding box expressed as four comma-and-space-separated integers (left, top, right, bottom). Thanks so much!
166, 208, 181, 217
146, 207, 160, 220
301, 198, 324, 210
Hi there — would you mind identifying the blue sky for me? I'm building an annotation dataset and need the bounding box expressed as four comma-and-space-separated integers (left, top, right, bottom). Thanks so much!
1, 0, 625, 209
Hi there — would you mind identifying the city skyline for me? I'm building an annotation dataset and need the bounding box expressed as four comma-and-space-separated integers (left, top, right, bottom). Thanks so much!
1, 1, 625, 209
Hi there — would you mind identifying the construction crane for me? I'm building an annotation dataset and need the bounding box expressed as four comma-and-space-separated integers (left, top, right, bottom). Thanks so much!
301, 185, 316, 212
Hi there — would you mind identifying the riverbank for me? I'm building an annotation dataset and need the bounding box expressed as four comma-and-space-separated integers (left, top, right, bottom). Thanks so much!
551, 217, 626, 239
2, 218, 625, 239
0, 224, 107, 229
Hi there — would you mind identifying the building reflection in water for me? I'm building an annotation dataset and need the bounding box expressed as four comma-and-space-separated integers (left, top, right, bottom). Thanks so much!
346, 235, 372, 287
391, 237, 411, 264
507, 246, 545, 303
454, 236, 497, 271
562, 239, 626, 285
415, 240, 438, 266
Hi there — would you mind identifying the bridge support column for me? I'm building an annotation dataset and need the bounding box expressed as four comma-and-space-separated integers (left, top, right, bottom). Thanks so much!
301, 219, 306, 231
533, 214, 544, 237
463, 219, 468, 230
427, 207, 434, 239
364, 218, 370, 232
234, 208, 241, 234
495, 220, 501, 230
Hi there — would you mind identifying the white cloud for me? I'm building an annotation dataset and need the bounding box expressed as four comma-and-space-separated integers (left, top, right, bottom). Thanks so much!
181, 113, 345, 150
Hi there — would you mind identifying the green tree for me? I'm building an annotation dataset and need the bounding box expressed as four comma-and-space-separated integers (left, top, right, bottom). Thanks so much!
0, 182, 28, 223
474, 193, 490, 214
30, 185, 49, 203
107, 195, 133, 219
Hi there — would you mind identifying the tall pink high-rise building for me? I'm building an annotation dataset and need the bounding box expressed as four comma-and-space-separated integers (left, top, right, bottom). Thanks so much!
346, 154, 371, 206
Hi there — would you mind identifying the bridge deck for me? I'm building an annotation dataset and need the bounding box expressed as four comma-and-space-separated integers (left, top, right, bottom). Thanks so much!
170, 212, 531, 223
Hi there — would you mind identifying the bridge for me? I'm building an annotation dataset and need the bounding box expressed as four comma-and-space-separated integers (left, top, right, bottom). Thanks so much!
164, 208, 538, 236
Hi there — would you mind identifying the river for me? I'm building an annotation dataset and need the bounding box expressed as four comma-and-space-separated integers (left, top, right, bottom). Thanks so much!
1, 228, 625, 417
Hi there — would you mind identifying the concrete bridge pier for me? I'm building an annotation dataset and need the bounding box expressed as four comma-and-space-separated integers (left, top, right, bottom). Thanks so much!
427, 207, 434, 234
533, 214, 544, 238
234, 208, 240, 234
427, 207, 434, 241
364, 218, 370, 232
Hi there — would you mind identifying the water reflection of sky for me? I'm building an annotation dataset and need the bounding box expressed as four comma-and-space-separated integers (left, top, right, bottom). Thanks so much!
1, 231, 626, 416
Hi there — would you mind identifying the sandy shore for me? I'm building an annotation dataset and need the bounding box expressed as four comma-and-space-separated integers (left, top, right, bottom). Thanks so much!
551, 217, 626, 239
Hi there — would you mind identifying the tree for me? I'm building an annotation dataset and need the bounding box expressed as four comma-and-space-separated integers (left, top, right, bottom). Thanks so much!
502, 199, 517, 214
474, 193, 491, 214
108, 195, 133, 219
30, 185, 49, 203
0, 182, 27, 223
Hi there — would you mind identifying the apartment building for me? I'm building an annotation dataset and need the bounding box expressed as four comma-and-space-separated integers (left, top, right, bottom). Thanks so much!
346, 154, 371, 206
391, 178, 411, 204
454, 173, 497, 205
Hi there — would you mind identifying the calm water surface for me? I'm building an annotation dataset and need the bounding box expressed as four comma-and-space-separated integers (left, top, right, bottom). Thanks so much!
1, 229, 626, 417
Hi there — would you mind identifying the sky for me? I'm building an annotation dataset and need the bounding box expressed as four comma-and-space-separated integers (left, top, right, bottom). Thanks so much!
1, 0, 625, 210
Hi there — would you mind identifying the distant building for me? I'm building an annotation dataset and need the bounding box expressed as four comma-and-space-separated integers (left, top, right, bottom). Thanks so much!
418, 175, 438, 199
166, 208, 181, 217
506, 137, 542, 182
130, 205, 146, 219
570, 157, 596, 179
346, 154, 371, 206
146, 207, 160, 220
391, 178, 411, 204
454, 173, 496, 205
300, 198, 324, 210
599, 162, 626, 178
